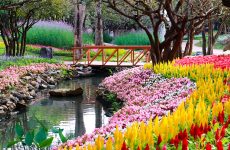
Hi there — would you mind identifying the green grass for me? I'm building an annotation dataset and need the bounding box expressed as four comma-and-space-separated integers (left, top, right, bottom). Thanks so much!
195, 41, 224, 50
0, 42, 73, 61
25, 46, 73, 61
114, 32, 150, 45
26, 26, 94, 49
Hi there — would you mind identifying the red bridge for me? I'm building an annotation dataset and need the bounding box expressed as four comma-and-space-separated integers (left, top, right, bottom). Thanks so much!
72, 46, 151, 67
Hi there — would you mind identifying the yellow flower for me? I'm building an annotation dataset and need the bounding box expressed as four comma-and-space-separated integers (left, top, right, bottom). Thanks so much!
106, 137, 113, 150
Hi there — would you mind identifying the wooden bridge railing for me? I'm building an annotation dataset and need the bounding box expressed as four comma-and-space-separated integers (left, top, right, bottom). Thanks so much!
72, 46, 151, 66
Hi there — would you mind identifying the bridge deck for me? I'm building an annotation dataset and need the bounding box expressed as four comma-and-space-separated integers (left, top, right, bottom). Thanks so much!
65, 61, 145, 67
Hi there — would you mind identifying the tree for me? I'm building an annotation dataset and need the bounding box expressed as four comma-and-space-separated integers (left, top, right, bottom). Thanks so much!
0, 0, 38, 10
103, 0, 221, 65
0, 0, 41, 56
0, 0, 72, 56
95, 0, 103, 45
73, 0, 86, 59
201, 7, 229, 55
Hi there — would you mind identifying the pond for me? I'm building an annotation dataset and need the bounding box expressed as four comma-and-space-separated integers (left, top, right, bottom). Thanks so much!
0, 75, 109, 149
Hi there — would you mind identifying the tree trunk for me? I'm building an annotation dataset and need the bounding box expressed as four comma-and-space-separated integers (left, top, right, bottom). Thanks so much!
184, 37, 190, 56
20, 30, 27, 56
188, 29, 194, 55
0, 28, 9, 56
202, 28, 207, 56
223, 24, 227, 34
207, 16, 213, 55
95, 0, 103, 45
74, 3, 86, 59
168, 32, 184, 61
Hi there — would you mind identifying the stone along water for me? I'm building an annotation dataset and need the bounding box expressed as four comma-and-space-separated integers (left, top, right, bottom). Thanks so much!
0, 75, 109, 149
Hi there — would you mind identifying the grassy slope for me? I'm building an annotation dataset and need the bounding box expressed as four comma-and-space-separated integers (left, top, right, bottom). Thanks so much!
195, 41, 224, 50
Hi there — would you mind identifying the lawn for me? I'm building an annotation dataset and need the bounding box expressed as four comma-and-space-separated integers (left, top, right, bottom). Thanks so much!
195, 40, 224, 50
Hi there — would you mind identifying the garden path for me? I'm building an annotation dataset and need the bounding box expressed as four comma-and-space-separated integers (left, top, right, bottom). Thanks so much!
182, 40, 230, 55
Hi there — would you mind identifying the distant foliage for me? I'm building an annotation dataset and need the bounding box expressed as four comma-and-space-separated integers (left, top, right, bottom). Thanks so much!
103, 32, 113, 43
114, 32, 150, 45
26, 21, 94, 49
217, 34, 230, 45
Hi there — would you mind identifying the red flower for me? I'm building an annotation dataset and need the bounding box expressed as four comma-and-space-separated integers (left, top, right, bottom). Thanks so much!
215, 129, 220, 141
182, 138, 188, 150
190, 124, 195, 137
228, 143, 230, 150
174, 135, 179, 149
170, 138, 174, 145
199, 124, 204, 133
217, 111, 225, 124
121, 142, 128, 150
178, 130, 183, 140
206, 143, 212, 150
137, 146, 141, 150
216, 141, 223, 150
157, 135, 162, 145
196, 125, 202, 138
162, 145, 167, 150
144, 144, 150, 150
213, 118, 217, 125
182, 130, 188, 140
220, 127, 226, 138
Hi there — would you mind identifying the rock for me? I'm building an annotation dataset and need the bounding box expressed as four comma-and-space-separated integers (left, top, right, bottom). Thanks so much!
47, 77, 56, 85
49, 87, 83, 97
40, 47, 53, 58
11, 91, 25, 100
31, 81, 39, 89
36, 76, 42, 83
16, 102, 28, 109
19, 79, 27, 85
0, 100, 7, 105
2, 105, 8, 110
48, 85, 56, 89
29, 90, 36, 97
27, 84, 34, 91
0, 110, 5, 115
39, 84, 48, 89
10, 95, 19, 103
22, 76, 32, 80
49, 71, 60, 75
31, 80, 38, 86
25, 96, 33, 100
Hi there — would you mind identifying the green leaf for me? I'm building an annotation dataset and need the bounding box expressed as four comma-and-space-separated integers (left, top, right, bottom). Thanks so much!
39, 137, 53, 148
35, 127, 47, 144
58, 129, 67, 143
25, 131, 34, 146
222, 137, 229, 145
7, 140, 20, 148
51, 127, 60, 133
34, 116, 48, 132
15, 123, 24, 138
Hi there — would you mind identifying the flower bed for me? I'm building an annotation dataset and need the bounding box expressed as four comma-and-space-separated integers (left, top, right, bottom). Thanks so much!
58, 55, 230, 150
175, 55, 230, 70
0, 63, 68, 91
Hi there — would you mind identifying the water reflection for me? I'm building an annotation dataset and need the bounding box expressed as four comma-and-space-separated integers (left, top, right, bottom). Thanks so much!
0, 76, 109, 149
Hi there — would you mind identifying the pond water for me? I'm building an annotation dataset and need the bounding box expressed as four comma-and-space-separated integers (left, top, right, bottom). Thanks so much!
0, 75, 109, 149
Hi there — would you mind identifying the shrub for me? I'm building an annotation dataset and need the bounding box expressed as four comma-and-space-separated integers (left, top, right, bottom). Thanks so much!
103, 32, 113, 43
114, 32, 150, 45
0, 41, 5, 55
26, 21, 94, 49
